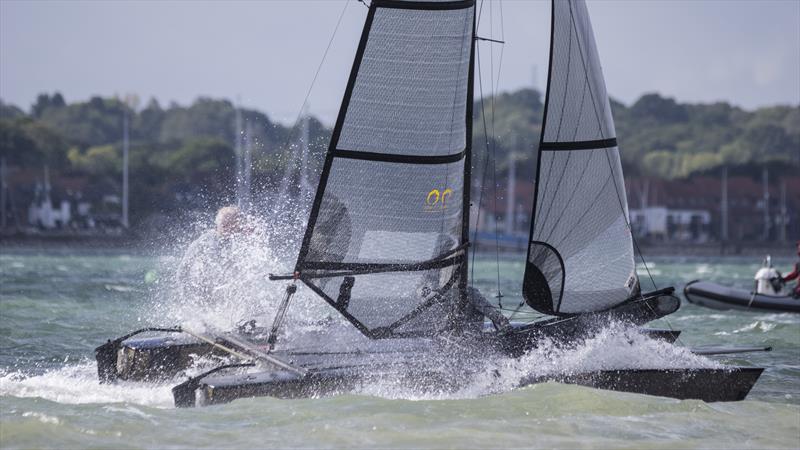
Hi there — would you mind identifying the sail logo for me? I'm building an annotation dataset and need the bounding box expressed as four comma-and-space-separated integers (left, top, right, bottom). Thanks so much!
425, 188, 453, 212
625, 273, 637, 293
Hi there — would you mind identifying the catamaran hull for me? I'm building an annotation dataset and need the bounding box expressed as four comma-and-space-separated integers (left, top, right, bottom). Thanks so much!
501, 290, 681, 357
541, 368, 764, 402
684, 280, 800, 313
182, 366, 764, 407
96, 289, 764, 406
95, 290, 683, 384
96, 325, 680, 384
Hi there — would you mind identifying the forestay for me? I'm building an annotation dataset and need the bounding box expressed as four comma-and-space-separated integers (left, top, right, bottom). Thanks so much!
295, 0, 476, 338
523, 0, 638, 315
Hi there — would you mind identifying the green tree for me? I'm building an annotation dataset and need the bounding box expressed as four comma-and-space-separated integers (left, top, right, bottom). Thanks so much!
158, 138, 234, 184
642, 151, 680, 178
629, 93, 689, 124
0, 118, 67, 167
68, 145, 121, 175
0, 100, 25, 119
31, 92, 66, 118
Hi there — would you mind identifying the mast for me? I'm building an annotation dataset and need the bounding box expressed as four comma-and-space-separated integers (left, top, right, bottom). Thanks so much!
762, 167, 769, 241
122, 109, 129, 228
721, 166, 728, 242
1, 157, 6, 230
43, 165, 53, 229
505, 153, 516, 235
242, 121, 253, 212
234, 100, 244, 208
779, 178, 787, 243
458, 0, 477, 314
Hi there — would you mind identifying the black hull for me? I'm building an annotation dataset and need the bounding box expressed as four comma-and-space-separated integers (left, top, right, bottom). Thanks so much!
186, 365, 763, 407
95, 328, 227, 383
500, 290, 680, 357
545, 368, 764, 402
684, 280, 800, 313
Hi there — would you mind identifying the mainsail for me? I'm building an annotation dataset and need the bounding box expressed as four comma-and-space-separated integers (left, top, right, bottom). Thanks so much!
523, 0, 638, 315
295, 0, 476, 338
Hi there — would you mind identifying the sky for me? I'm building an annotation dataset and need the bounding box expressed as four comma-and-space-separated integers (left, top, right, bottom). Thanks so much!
1, 0, 798, 125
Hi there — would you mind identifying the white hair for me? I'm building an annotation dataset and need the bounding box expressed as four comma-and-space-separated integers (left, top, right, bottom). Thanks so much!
215, 206, 241, 230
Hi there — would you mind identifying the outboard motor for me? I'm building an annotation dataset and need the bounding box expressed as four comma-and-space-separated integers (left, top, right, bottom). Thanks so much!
754, 255, 783, 296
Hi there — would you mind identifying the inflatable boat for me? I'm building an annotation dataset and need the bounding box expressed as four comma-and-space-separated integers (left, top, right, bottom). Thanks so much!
684, 280, 800, 313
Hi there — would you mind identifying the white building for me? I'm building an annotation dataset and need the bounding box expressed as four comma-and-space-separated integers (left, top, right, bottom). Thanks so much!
28, 181, 71, 229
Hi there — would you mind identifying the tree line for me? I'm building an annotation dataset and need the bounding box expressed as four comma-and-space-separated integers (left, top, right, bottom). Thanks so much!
472, 89, 799, 180
1, 89, 797, 219
0, 94, 330, 216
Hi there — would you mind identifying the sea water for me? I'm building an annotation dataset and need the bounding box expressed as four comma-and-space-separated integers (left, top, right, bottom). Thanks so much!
1, 248, 799, 448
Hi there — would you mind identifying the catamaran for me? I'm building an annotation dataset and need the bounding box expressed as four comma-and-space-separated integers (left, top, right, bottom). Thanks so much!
96, 0, 767, 407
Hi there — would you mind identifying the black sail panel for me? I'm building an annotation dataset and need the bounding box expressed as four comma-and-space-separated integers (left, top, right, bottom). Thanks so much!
296, 0, 476, 338
523, 0, 638, 316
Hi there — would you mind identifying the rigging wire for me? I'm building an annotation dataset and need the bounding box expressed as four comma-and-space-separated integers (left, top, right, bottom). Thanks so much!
470, 0, 500, 296
488, 0, 504, 308
470, 43, 492, 290
501, 0, 531, 323
470, 0, 487, 289
277, 0, 351, 156
470, 0, 512, 314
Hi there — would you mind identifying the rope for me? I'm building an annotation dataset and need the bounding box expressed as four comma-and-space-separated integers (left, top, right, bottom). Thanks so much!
276, 0, 351, 164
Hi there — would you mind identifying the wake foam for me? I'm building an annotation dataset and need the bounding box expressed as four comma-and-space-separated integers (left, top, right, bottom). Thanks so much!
356, 323, 721, 401
0, 361, 174, 408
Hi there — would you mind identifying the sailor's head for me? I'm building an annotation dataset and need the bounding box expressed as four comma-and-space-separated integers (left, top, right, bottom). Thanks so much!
215, 206, 251, 236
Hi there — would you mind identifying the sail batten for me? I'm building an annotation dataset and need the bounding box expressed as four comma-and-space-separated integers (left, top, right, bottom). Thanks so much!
295, 0, 476, 338
539, 138, 617, 151
524, 0, 638, 316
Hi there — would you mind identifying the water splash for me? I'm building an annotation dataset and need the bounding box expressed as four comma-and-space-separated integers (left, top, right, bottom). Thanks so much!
356, 323, 721, 401
0, 361, 174, 408
144, 204, 330, 333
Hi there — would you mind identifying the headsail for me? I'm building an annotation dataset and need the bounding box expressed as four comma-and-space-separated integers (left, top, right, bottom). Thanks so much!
295, 0, 476, 338
523, 0, 638, 315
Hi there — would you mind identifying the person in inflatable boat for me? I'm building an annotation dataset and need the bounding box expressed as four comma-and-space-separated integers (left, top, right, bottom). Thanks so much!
781, 241, 800, 299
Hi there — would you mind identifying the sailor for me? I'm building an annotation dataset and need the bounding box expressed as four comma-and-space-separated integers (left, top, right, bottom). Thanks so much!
754, 256, 782, 296
176, 206, 254, 305
780, 241, 800, 299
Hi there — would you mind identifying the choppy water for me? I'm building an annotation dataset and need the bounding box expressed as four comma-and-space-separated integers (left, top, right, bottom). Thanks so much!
1, 247, 799, 448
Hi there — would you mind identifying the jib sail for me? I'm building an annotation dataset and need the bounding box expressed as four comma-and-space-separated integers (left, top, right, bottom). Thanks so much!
523, 0, 639, 315
295, 0, 476, 338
